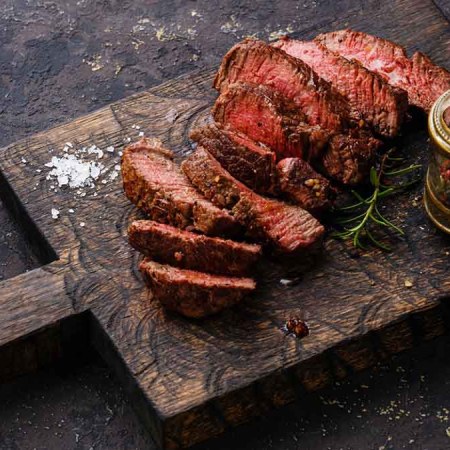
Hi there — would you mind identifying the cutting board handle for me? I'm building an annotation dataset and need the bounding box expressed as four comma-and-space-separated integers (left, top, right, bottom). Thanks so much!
0, 262, 77, 381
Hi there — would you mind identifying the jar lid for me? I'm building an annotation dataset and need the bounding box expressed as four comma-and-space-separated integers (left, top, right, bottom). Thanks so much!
429, 89, 450, 154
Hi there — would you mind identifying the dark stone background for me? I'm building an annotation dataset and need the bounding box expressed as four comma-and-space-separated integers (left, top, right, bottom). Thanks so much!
0, 1, 450, 449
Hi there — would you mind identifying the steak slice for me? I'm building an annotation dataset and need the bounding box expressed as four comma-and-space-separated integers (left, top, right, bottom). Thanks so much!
139, 258, 256, 318
214, 38, 349, 132
190, 123, 278, 194
276, 158, 335, 214
323, 132, 380, 185
316, 29, 450, 112
273, 37, 408, 137
181, 146, 324, 252
129, 220, 262, 276
121, 138, 239, 236
212, 82, 330, 162
213, 81, 381, 185
409, 51, 450, 112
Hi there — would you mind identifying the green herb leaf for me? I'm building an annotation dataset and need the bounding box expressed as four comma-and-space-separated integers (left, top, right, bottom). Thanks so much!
332, 149, 422, 251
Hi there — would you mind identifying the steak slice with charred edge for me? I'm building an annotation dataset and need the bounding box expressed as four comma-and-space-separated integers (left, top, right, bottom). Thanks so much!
139, 258, 256, 318
213, 38, 349, 132
129, 220, 262, 276
121, 138, 239, 236
276, 158, 335, 214
212, 81, 381, 185
212, 82, 330, 162
190, 123, 278, 194
323, 132, 381, 185
316, 29, 450, 112
181, 146, 324, 253
273, 37, 408, 138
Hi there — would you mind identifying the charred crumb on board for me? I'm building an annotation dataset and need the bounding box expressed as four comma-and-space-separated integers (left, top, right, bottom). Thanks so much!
282, 318, 309, 339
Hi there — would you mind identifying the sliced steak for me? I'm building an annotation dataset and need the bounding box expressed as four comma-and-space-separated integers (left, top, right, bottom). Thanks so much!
212, 82, 330, 162
323, 132, 380, 185
181, 146, 324, 252
276, 158, 335, 214
409, 51, 450, 112
213, 81, 381, 185
129, 220, 261, 276
139, 258, 256, 318
121, 138, 238, 236
316, 29, 450, 112
214, 38, 349, 132
191, 124, 333, 211
273, 37, 408, 137
190, 124, 278, 194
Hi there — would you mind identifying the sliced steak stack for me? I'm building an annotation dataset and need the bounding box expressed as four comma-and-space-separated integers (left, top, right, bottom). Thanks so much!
213, 39, 385, 185
191, 123, 334, 212
214, 38, 348, 132
317, 29, 450, 112
273, 37, 408, 137
129, 220, 261, 276
182, 146, 325, 253
123, 31, 447, 320
122, 139, 261, 318
139, 259, 256, 318
213, 81, 381, 185
122, 138, 239, 236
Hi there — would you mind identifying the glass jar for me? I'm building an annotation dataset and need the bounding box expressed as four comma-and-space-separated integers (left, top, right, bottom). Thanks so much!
425, 89, 450, 234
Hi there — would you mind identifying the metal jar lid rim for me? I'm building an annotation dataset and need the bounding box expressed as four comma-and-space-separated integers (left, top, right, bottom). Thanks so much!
429, 89, 450, 152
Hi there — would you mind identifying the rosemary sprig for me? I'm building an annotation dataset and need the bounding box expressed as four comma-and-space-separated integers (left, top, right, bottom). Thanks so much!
332, 151, 422, 251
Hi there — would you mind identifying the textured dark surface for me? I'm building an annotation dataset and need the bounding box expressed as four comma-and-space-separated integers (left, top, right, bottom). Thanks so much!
1, 0, 450, 449
1, 337, 450, 450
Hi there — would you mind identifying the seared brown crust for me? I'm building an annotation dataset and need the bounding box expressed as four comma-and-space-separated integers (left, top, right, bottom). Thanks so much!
182, 146, 246, 209
190, 124, 278, 194
139, 259, 256, 318
212, 82, 330, 162
182, 146, 324, 252
121, 138, 239, 236
323, 132, 381, 185
316, 29, 450, 112
213, 38, 349, 132
276, 158, 335, 214
274, 37, 408, 137
129, 220, 261, 276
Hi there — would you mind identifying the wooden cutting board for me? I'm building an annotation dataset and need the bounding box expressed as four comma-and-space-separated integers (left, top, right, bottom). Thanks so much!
1, 1, 450, 448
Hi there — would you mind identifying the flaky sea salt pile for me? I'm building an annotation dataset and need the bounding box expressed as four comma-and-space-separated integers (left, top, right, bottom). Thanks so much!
45, 154, 105, 189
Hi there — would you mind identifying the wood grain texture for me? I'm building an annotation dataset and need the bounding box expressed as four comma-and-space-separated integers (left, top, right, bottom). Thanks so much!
0, 260, 74, 347
1, 0, 450, 447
